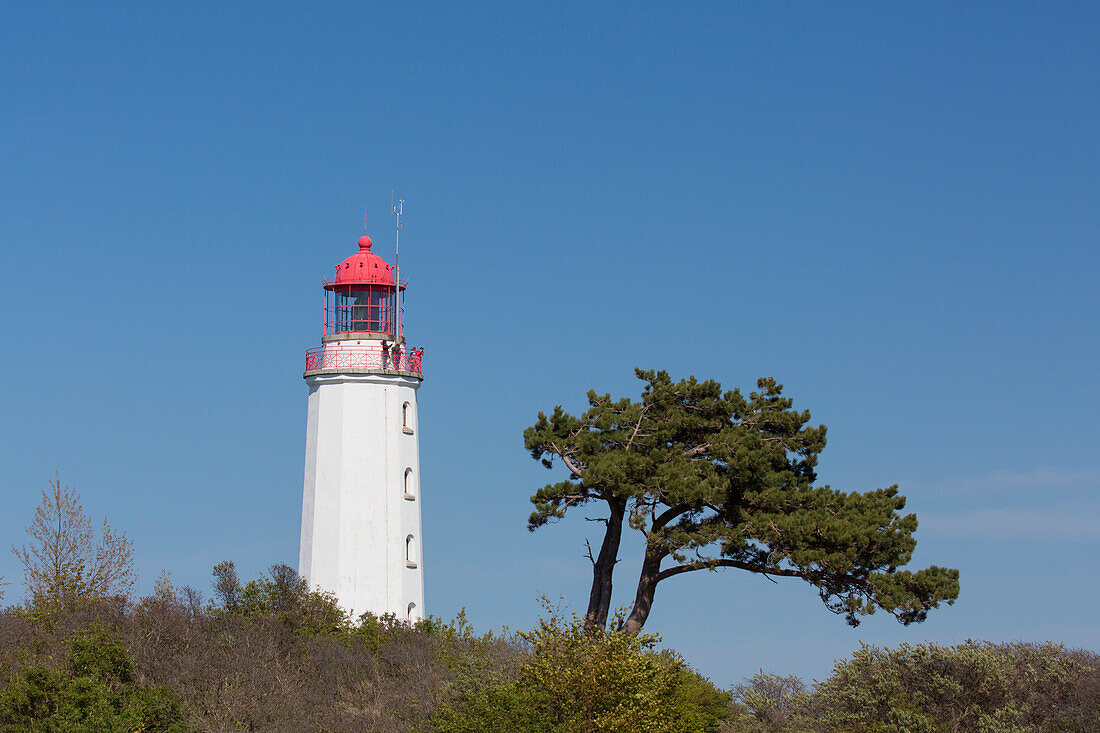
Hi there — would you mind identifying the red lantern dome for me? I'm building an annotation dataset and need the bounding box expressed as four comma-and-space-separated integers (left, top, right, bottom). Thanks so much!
328, 235, 395, 288
318, 232, 405, 339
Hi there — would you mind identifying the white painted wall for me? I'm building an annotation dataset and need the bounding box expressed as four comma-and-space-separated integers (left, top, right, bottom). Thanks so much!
300, 369, 424, 621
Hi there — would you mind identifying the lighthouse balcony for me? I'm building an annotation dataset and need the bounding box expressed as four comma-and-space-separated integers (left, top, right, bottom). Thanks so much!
304, 344, 423, 378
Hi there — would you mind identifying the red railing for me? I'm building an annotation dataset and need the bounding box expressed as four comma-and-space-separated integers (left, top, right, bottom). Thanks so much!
305, 344, 424, 374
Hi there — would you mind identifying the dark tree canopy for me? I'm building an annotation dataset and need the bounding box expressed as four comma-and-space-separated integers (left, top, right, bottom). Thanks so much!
524, 369, 959, 634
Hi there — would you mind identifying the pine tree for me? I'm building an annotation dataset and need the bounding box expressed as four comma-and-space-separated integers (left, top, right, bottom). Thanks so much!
524, 369, 959, 633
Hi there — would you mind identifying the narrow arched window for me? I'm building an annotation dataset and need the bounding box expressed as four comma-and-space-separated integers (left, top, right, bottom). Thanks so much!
402, 402, 413, 434
406, 534, 417, 567
404, 468, 415, 499
407, 602, 417, 622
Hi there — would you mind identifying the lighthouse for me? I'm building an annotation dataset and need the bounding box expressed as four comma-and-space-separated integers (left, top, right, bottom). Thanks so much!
299, 224, 425, 622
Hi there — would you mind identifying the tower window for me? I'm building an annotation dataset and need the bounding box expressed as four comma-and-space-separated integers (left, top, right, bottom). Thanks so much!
407, 602, 418, 622
404, 468, 415, 500
406, 535, 417, 568
402, 402, 413, 434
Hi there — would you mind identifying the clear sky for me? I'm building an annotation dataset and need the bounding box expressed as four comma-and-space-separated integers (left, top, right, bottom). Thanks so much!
1, 2, 1097, 686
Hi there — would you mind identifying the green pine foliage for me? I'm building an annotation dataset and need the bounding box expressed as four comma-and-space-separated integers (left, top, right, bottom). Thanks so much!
524, 369, 960, 632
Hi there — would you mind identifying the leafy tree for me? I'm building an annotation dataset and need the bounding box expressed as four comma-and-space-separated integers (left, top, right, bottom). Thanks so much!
11, 476, 136, 611
524, 369, 959, 633
210, 560, 242, 611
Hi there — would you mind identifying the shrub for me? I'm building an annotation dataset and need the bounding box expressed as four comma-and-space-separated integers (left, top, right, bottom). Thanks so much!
431, 608, 732, 733
0, 626, 187, 732
727, 672, 812, 732
811, 640, 1100, 733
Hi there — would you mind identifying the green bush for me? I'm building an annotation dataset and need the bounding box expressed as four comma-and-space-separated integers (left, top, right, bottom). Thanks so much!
0, 627, 187, 732
430, 682, 557, 733
431, 610, 731, 733
811, 640, 1099, 733
208, 561, 347, 636
722, 641, 1099, 733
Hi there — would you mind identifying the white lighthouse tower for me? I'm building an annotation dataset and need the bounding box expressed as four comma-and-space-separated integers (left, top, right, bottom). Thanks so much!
299, 224, 425, 622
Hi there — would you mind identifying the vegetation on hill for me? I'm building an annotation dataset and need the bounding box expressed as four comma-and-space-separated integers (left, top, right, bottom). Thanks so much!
1, 476, 1093, 731
0, 566, 734, 732
0, 565, 1096, 732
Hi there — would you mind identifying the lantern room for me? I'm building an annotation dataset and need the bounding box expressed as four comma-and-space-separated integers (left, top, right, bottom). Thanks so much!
323, 234, 405, 339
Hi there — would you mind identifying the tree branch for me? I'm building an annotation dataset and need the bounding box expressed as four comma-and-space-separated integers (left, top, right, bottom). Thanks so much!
657, 559, 805, 582
552, 447, 586, 478
624, 405, 650, 452
683, 442, 712, 458
651, 503, 691, 531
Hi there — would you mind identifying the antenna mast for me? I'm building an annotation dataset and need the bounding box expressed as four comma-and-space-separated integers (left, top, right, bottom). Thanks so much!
393, 196, 404, 344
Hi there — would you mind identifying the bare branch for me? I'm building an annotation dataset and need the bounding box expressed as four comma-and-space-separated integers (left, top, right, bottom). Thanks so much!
657, 558, 805, 583
683, 442, 712, 458
560, 453, 586, 478
548, 441, 588, 478
624, 404, 650, 452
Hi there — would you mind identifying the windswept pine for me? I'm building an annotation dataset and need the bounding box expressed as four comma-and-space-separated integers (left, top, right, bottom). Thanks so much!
524, 369, 960, 633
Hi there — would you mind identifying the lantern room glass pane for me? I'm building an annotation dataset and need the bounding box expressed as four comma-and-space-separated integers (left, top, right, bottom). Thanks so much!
333, 286, 395, 334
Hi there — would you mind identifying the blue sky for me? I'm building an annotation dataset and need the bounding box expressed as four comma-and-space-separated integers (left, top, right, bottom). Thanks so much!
1, 2, 1097, 685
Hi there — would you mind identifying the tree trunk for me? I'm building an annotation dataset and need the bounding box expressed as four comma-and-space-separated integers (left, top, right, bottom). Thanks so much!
584, 498, 625, 630
620, 545, 665, 635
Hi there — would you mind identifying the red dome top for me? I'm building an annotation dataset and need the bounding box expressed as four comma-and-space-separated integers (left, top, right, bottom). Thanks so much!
328, 235, 395, 288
